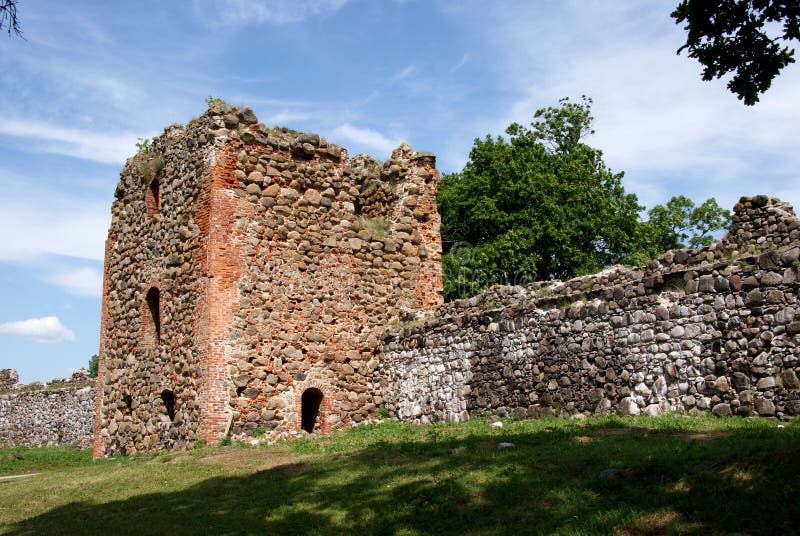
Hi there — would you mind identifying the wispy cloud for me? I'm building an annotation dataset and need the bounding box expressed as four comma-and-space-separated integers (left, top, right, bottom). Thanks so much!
0, 316, 76, 344
271, 111, 314, 124
0, 118, 142, 164
460, 1, 800, 211
393, 65, 417, 81
330, 123, 404, 155
206, 0, 349, 26
48, 267, 104, 298
0, 170, 110, 262
449, 53, 470, 73
8, 52, 143, 111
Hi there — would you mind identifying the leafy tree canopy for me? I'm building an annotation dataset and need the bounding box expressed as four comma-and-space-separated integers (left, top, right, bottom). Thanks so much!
439, 96, 642, 300
672, 0, 800, 105
625, 196, 731, 267
89, 354, 98, 378
439, 97, 731, 301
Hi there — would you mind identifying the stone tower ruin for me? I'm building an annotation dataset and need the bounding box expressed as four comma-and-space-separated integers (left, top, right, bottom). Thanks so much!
93, 103, 443, 457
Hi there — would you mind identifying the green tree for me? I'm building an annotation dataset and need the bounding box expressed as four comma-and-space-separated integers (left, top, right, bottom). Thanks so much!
438, 97, 642, 301
88, 354, 99, 378
629, 196, 731, 264
672, 0, 800, 105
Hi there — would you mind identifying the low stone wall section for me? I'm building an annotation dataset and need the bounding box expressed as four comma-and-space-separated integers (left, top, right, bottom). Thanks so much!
381, 196, 800, 423
0, 386, 95, 448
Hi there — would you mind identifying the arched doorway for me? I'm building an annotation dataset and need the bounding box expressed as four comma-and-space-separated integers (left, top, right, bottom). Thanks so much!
301, 388, 324, 433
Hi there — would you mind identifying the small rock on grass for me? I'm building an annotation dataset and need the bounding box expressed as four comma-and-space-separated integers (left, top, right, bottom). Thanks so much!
598, 468, 621, 481
497, 442, 516, 450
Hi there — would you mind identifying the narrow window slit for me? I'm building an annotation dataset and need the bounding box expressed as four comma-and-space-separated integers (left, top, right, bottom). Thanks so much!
146, 287, 161, 343
146, 178, 160, 215
161, 390, 175, 422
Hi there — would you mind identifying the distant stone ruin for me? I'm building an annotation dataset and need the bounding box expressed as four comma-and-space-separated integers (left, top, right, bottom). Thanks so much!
0, 369, 94, 447
0, 369, 19, 392
94, 103, 443, 457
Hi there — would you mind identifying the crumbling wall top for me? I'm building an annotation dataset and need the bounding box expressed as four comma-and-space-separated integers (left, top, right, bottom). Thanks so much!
385, 195, 800, 340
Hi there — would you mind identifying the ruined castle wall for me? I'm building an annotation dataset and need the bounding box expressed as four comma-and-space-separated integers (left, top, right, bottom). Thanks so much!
1, 370, 95, 448
96, 103, 443, 454
95, 116, 224, 456
203, 117, 443, 439
0, 388, 95, 448
382, 196, 800, 422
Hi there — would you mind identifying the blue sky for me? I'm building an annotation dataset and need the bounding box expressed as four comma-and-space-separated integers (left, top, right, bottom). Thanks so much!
1, 0, 799, 382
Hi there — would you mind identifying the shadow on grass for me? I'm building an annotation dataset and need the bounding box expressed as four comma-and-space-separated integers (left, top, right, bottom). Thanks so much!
6, 420, 800, 535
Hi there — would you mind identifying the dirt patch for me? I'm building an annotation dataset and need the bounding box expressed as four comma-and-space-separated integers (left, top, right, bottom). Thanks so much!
592, 428, 729, 442
675, 431, 730, 442
594, 427, 644, 437
612, 510, 685, 535
199, 449, 303, 472
0, 473, 40, 482
164, 447, 310, 472
281, 462, 307, 476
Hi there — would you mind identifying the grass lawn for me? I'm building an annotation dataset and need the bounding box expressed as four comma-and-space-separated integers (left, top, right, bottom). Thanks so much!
1, 415, 798, 535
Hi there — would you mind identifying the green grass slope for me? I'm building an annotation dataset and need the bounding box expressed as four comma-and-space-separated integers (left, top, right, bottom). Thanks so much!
1, 416, 798, 535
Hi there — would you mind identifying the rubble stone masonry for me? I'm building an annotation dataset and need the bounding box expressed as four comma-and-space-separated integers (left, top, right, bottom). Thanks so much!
0, 370, 94, 448
93, 103, 443, 456
3, 117, 797, 452
82, 101, 800, 457
382, 196, 800, 423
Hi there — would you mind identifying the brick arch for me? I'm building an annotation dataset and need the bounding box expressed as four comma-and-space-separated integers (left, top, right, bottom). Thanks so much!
146, 176, 161, 216
293, 379, 333, 434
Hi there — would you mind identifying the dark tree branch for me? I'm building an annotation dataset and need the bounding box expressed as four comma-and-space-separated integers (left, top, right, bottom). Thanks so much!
672, 0, 800, 105
0, 0, 22, 37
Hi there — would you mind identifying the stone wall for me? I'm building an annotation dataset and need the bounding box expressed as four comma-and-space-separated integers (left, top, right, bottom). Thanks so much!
381, 196, 800, 423
0, 370, 95, 448
0, 369, 19, 391
95, 102, 442, 456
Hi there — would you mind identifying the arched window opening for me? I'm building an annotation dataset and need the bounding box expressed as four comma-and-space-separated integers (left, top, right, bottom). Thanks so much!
161, 390, 175, 422
301, 388, 324, 433
146, 287, 160, 343
123, 393, 133, 415
146, 177, 160, 216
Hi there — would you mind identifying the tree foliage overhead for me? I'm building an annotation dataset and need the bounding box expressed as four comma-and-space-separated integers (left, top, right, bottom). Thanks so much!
439, 97, 732, 301
672, 0, 800, 105
0, 0, 21, 37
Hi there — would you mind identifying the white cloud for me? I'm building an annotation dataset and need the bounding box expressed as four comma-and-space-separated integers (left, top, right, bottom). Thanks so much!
449, 53, 470, 73
209, 0, 349, 26
271, 111, 314, 124
464, 1, 800, 212
48, 267, 104, 298
0, 118, 141, 165
0, 170, 110, 262
9, 53, 142, 111
393, 65, 417, 81
330, 123, 404, 155
0, 317, 76, 344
